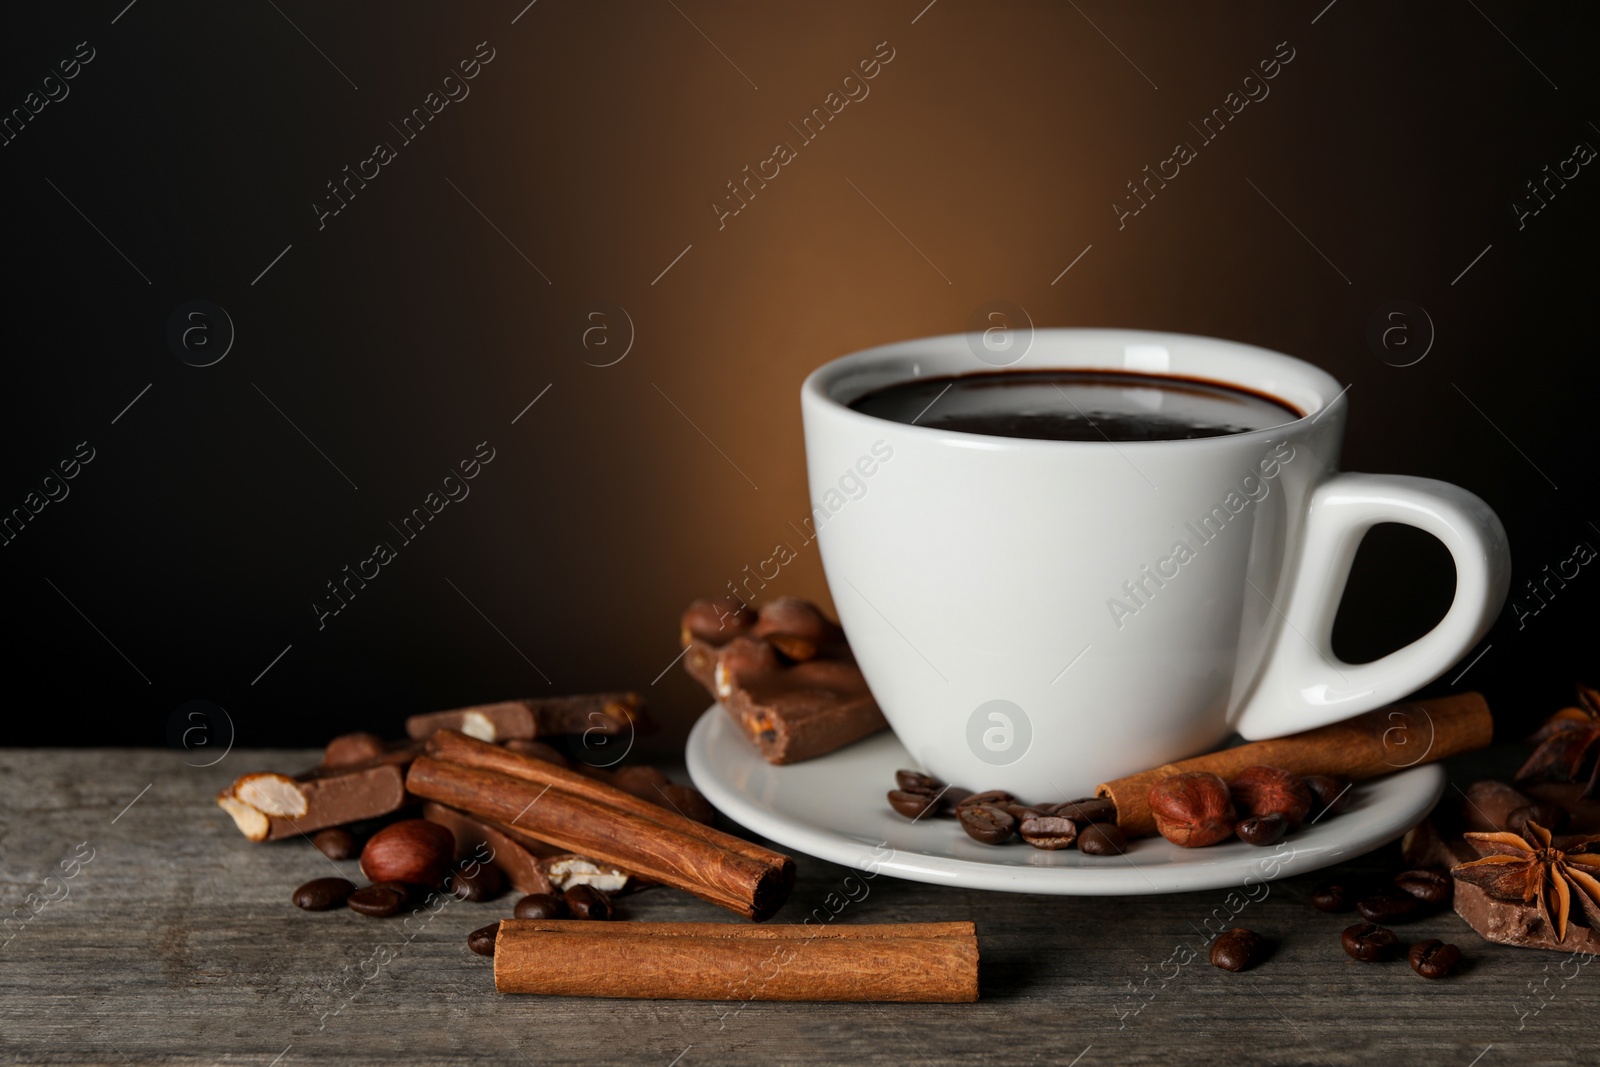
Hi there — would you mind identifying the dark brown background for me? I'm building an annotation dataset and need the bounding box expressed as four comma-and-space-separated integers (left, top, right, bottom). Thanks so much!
2, 1, 1595, 750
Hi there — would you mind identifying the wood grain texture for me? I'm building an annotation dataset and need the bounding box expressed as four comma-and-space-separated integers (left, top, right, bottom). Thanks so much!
0, 747, 1588, 1066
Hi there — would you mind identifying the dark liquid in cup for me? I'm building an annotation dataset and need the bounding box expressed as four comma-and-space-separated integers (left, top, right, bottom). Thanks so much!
849, 370, 1300, 442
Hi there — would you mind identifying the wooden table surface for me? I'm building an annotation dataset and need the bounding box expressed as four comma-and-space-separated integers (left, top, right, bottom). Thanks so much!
0, 747, 1587, 1066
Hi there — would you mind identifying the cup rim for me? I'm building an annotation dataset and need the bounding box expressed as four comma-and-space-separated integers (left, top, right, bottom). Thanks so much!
801, 327, 1346, 449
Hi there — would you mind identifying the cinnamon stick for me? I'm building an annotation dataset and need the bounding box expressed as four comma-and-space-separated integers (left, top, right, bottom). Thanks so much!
406, 754, 793, 920
1099, 692, 1492, 837
423, 730, 776, 869
492, 920, 979, 1002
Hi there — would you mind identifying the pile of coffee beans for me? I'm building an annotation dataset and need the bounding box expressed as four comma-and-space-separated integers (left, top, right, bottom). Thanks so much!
1316, 865, 1462, 978
887, 770, 1129, 854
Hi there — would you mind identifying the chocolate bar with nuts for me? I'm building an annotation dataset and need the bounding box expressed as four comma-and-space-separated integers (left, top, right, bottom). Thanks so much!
680, 596, 887, 765
405, 694, 647, 743
218, 755, 409, 842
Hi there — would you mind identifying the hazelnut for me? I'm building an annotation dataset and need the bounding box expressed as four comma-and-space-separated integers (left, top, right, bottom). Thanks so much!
1147, 772, 1236, 847
1228, 766, 1313, 828
359, 819, 455, 886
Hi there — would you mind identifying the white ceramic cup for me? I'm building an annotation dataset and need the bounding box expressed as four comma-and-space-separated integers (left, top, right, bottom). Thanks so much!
801, 328, 1511, 800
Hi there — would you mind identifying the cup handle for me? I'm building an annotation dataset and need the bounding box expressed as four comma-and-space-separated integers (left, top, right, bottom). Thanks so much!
1231, 472, 1511, 739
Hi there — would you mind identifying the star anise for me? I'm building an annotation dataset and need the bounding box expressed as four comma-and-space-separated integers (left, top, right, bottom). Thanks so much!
1515, 683, 1600, 799
1452, 821, 1600, 942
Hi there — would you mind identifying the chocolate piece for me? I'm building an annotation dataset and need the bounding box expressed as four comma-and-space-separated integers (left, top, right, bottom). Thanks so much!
405, 694, 647, 743
421, 802, 554, 897
217, 763, 407, 842
681, 598, 887, 765
1461, 780, 1538, 833
1452, 877, 1600, 952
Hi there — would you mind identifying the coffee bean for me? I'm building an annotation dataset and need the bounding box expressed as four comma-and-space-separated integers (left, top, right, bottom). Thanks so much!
293, 877, 356, 911
468, 922, 500, 957
896, 770, 942, 793
348, 882, 411, 918
938, 787, 972, 814
1393, 868, 1453, 906
1236, 813, 1288, 847
564, 884, 614, 920
1357, 890, 1421, 924
1018, 815, 1077, 850
1408, 939, 1461, 979
513, 893, 567, 920
1076, 822, 1128, 856
1209, 927, 1267, 972
1304, 775, 1351, 819
1341, 922, 1399, 962
312, 828, 358, 861
888, 789, 941, 820
1053, 797, 1117, 825
1002, 803, 1051, 823
446, 863, 506, 903
958, 790, 1017, 810
957, 803, 1017, 845
1310, 883, 1353, 913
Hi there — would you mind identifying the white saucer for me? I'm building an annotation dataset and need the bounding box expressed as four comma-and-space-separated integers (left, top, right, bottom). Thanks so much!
686, 706, 1446, 896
